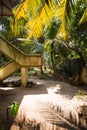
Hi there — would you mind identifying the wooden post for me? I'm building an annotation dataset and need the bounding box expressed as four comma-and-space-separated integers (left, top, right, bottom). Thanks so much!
21, 67, 28, 88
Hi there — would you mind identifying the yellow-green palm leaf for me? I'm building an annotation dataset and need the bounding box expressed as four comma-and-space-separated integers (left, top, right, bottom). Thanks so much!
78, 8, 87, 25
13, 0, 42, 19
25, 0, 69, 40
26, 1, 53, 38
10, 0, 74, 40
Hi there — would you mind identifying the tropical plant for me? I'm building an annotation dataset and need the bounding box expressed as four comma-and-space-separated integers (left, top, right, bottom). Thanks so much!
65, 0, 87, 84
44, 17, 68, 74
3, 0, 87, 41
11, 101, 19, 116
19, 39, 44, 54
8, 0, 74, 40
5, 0, 87, 83
67, 0, 87, 59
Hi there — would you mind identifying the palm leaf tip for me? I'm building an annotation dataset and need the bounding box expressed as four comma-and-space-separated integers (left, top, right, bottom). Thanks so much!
78, 8, 87, 25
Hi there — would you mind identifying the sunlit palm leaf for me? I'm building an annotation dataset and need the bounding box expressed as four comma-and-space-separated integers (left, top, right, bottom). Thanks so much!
25, 0, 74, 40
13, 1, 27, 19
78, 8, 87, 25
13, 0, 42, 19
26, 2, 53, 38
10, 0, 42, 37
10, 0, 74, 40
25, 0, 61, 39
56, 0, 68, 40
56, 0, 74, 40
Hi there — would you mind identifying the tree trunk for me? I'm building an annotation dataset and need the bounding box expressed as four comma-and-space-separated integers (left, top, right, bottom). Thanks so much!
72, 67, 87, 85
50, 42, 56, 74
67, 44, 86, 85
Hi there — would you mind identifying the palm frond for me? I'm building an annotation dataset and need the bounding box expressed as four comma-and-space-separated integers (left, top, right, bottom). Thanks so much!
25, 1, 53, 39
13, 0, 42, 19
10, 0, 75, 41
78, 8, 87, 25
26, 0, 75, 40
10, 0, 42, 36
56, 0, 74, 40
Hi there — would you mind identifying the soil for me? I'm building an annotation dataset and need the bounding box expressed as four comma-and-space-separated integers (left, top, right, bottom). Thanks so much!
0, 75, 87, 130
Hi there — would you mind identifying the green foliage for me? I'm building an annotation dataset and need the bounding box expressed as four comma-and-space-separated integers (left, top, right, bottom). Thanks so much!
0, 17, 13, 38
67, 0, 87, 63
0, 0, 87, 80
43, 16, 67, 74
45, 18, 60, 39
44, 39, 67, 74
18, 39, 44, 54
13, 0, 21, 6
77, 90, 87, 99
11, 101, 19, 116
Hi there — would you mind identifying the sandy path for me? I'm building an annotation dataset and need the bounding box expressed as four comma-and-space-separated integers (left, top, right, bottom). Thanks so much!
0, 78, 87, 130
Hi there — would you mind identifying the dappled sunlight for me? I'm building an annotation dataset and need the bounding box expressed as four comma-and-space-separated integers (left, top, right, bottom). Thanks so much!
11, 93, 79, 130
3, 92, 87, 130
35, 81, 43, 85
0, 87, 15, 91
47, 84, 61, 94
0, 70, 3, 77
1, 78, 87, 129
11, 91, 86, 129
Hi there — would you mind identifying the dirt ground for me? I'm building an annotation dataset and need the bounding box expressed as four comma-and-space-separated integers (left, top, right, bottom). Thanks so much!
0, 76, 87, 130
